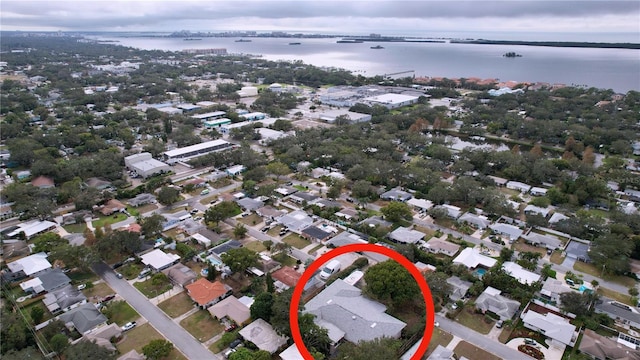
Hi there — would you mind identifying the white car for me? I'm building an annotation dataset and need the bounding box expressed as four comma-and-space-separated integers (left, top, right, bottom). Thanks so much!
77, 284, 87, 290
121, 321, 137, 331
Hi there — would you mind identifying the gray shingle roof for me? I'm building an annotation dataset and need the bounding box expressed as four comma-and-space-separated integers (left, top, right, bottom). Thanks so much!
38, 268, 71, 292
476, 287, 520, 320
59, 303, 107, 333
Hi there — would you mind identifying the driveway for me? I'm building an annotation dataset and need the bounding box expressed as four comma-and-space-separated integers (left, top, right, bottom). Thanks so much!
506, 338, 565, 360
92, 262, 218, 360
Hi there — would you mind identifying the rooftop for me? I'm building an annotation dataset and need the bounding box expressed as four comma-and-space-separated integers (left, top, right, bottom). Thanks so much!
185, 278, 232, 307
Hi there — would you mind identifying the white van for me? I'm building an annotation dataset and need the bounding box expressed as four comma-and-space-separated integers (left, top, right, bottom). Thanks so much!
201, 189, 210, 195
319, 260, 341, 280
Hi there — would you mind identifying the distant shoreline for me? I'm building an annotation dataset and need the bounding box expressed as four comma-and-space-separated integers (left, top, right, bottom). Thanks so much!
450, 39, 640, 50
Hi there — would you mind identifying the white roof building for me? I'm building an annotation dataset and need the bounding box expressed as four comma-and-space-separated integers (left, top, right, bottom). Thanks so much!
407, 198, 434, 211
452, 247, 497, 269
277, 210, 314, 233
388, 226, 425, 244
239, 318, 287, 354
502, 262, 541, 285
279, 344, 304, 360
7, 252, 52, 276
163, 140, 235, 164
524, 205, 552, 218
363, 93, 420, 109
317, 109, 372, 123
140, 249, 180, 271
7, 220, 57, 239
489, 223, 524, 240
549, 212, 569, 224
506, 181, 532, 193
522, 310, 577, 346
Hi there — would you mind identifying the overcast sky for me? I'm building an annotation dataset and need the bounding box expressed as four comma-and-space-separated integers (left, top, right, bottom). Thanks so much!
2, 0, 639, 37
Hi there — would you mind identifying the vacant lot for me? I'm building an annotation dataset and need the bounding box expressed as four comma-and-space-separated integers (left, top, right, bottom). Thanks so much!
134, 275, 173, 298
238, 213, 262, 226
117, 323, 187, 360
454, 341, 501, 360
179, 310, 225, 342
512, 240, 547, 257
245, 241, 267, 253
574, 261, 637, 287
158, 292, 195, 318
103, 300, 139, 326
282, 234, 311, 249
455, 307, 495, 334
426, 328, 454, 357
83, 282, 114, 300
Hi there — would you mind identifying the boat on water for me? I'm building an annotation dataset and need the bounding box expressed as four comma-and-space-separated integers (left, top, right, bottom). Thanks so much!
289, 42, 301, 45
235, 39, 252, 42
184, 38, 202, 41
337, 39, 364, 43
370, 45, 384, 49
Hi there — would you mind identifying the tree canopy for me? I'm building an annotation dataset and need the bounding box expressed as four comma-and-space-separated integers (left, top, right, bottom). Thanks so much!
364, 260, 419, 308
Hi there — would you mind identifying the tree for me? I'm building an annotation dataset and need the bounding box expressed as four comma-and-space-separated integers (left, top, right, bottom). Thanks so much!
221, 247, 259, 274
266, 161, 290, 181
299, 313, 332, 356
589, 233, 633, 275
380, 201, 413, 223
266, 272, 275, 293
50, 333, 69, 354
140, 213, 164, 239
206, 264, 218, 281
559, 292, 592, 317
32, 232, 67, 253
499, 247, 514, 262
30, 306, 44, 324
49, 243, 98, 271
424, 271, 451, 301
2, 347, 44, 360
335, 337, 402, 360
142, 339, 173, 360
205, 201, 240, 226
229, 348, 271, 360
629, 287, 639, 297
233, 223, 248, 239
157, 186, 180, 205
250, 292, 274, 321
364, 260, 419, 308
64, 340, 116, 360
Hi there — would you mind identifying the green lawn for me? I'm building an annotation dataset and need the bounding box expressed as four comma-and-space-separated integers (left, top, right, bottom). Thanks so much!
179, 310, 225, 342
63, 223, 87, 233
158, 292, 195, 318
133, 276, 173, 298
598, 287, 635, 306
573, 261, 637, 287
426, 328, 453, 356
68, 270, 99, 284
550, 251, 565, 265
117, 323, 187, 360
455, 307, 495, 334
92, 213, 129, 228
238, 213, 262, 226
267, 225, 284, 237
272, 253, 298, 267
454, 341, 501, 360
245, 241, 267, 253
282, 234, 311, 249
120, 263, 144, 280
307, 244, 323, 255
103, 300, 139, 326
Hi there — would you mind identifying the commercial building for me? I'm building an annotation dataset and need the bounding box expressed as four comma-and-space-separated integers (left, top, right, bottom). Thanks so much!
362, 93, 419, 109
163, 140, 235, 164
317, 110, 372, 123
203, 118, 232, 129
124, 152, 170, 178
191, 111, 227, 122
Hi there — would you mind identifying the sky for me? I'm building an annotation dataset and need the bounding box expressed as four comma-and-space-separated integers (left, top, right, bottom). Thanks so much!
2, 0, 639, 39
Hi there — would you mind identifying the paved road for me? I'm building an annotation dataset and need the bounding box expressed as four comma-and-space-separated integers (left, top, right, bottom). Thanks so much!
435, 314, 530, 360
92, 262, 218, 360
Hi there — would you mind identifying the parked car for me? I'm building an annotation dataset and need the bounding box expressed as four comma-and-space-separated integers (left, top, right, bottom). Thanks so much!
496, 320, 504, 328
77, 284, 87, 290
524, 339, 536, 345
225, 323, 238, 332
229, 339, 242, 348
115, 272, 123, 279
223, 348, 236, 359
121, 321, 137, 331
101, 294, 116, 303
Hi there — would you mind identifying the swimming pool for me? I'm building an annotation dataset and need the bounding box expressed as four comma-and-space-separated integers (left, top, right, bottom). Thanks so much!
473, 268, 487, 278
206, 254, 223, 266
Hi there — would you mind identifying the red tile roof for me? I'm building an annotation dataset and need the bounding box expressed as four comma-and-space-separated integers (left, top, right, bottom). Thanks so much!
185, 278, 229, 306
271, 266, 301, 288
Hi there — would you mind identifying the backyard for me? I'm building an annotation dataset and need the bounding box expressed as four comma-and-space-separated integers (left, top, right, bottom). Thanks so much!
158, 292, 195, 318
133, 274, 173, 298
103, 300, 139, 326
455, 306, 495, 334
179, 310, 225, 342
117, 323, 186, 360
282, 233, 311, 249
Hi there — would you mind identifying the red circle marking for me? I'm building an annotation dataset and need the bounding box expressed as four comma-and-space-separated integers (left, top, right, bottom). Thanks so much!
289, 243, 435, 360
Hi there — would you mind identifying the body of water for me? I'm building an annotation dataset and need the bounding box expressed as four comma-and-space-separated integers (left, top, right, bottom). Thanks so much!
94, 36, 640, 92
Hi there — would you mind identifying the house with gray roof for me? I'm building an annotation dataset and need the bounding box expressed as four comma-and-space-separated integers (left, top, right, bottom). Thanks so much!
595, 298, 640, 328
524, 205, 552, 218
304, 279, 406, 344
489, 223, 523, 241
326, 231, 368, 248
565, 240, 590, 262
277, 210, 314, 233
43, 284, 87, 314
579, 329, 640, 360
523, 232, 562, 250
475, 286, 520, 320
239, 318, 287, 354
59, 303, 108, 334
457, 213, 491, 229
289, 192, 319, 204
209, 240, 242, 255
540, 278, 570, 304
548, 212, 569, 224
162, 263, 197, 288
447, 276, 472, 301
506, 181, 532, 193
127, 193, 156, 207
424, 239, 460, 257
426, 345, 455, 360
388, 226, 425, 244
315, 198, 341, 209
380, 188, 412, 202
434, 204, 462, 219
301, 226, 333, 243
236, 197, 264, 212
359, 216, 392, 228
256, 206, 286, 220
38, 268, 71, 292
521, 309, 577, 346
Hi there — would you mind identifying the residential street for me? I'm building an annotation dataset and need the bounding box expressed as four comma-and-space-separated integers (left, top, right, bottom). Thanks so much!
92, 262, 218, 360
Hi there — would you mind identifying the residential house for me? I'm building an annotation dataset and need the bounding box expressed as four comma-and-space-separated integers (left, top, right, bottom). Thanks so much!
7, 252, 52, 278
530, 187, 548, 196
84, 177, 113, 191
239, 318, 288, 354
257, 206, 286, 221
315, 199, 341, 209
83, 323, 121, 352
506, 181, 532, 193
457, 213, 491, 229
162, 263, 197, 288
359, 216, 393, 229
475, 286, 521, 320
185, 278, 232, 308
7, 220, 57, 239
406, 198, 434, 212
301, 226, 333, 243
273, 185, 298, 197
434, 204, 462, 219
31, 175, 55, 189
447, 276, 472, 301
127, 193, 157, 207
43, 284, 87, 313
625, 189, 640, 202
523, 232, 562, 250
289, 192, 319, 205
424, 239, 460, 257
208, 295, 251, 325
452, 247, 497, 270
521, 307, 577, 346
98, 199, 126, 216
548, 212, 569, 225
579, 329, 640, 360
271, 266, 302, 292
380, 188, 412, 202
489, 223, 523, 241
236, 197, 264, 212
191, 229, 225, 248
388, 226, 426, 244
311, 168, 330, 178
59, 303, 108, 334
565, 240, 591, 262
488, 176, 509, 187
326, 231, 368, 248
140, 249, 180, 272
502, 262, 541, 285
426, 345, 455, 360
524, 205, 551, 218
33, 268, 71, 293
414, 262, 437, 274
304, 279, 406, 344
277, 210, 314, 233
595, 298, 640, 329
540, 278, 570, 305
209, 240, 242, 256
335, 207, 359, 221
279, 344, 305, 360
